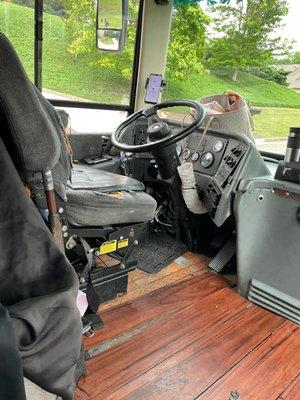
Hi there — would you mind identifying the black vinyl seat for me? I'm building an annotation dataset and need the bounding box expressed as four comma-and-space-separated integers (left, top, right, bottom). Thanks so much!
0, 33, 157, 228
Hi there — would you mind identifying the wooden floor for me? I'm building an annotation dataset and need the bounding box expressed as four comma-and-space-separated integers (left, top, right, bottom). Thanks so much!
76, 253, 300, 400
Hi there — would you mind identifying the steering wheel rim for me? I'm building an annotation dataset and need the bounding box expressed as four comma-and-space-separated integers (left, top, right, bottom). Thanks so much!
111, 100, 206, 153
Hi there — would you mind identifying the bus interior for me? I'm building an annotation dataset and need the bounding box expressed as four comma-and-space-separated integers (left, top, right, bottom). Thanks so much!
0, 0, 299, 399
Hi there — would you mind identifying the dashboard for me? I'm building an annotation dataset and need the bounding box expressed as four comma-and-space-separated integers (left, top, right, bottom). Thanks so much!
126, 118, 271, 227
176, 128, 270, 226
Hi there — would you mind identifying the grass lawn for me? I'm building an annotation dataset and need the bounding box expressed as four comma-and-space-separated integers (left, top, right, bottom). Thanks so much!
252, 107, 300, 138
99, 0, 122, 29
0, 2, 130, 104
164, 71, 300, 109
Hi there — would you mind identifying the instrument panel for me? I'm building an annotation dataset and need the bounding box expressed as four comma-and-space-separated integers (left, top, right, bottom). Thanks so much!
180, 133, 246, 182
128, 119, 261, 227
179, 131, 248, 225
185, 134, 229, 176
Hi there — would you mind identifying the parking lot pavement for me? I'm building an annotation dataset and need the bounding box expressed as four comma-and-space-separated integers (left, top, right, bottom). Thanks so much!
255, 138, 287, 155
43, 90, 127, 134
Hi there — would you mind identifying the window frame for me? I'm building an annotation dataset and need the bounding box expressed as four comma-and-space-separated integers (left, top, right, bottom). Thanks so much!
34, 0, 144, 114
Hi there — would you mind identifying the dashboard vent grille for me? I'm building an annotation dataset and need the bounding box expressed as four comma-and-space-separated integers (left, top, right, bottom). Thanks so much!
248, 279, 300, 324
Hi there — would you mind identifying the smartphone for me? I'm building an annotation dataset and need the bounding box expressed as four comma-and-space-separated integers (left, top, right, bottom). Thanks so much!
144, 74, 163, 104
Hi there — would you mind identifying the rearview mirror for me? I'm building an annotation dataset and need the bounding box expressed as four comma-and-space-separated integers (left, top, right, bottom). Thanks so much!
96, 0, 128, 52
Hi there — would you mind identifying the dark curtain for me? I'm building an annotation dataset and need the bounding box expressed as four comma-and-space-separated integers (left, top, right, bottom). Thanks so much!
0, 137, 83, 400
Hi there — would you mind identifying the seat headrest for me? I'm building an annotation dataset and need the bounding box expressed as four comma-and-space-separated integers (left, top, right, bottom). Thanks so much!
0, 33, 60, 173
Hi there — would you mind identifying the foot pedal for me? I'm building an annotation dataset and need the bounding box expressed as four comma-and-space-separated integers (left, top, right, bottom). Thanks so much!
209, 236, 236, 273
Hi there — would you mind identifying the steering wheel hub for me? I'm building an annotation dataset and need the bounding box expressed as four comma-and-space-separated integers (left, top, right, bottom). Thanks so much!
148, 121, 171, 141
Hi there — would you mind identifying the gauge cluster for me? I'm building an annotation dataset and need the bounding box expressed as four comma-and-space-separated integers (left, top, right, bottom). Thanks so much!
179, 132, 248, 224
181, 134, 228, 176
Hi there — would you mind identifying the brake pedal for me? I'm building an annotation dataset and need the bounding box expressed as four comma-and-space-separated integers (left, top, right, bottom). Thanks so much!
208, 236, 236, 273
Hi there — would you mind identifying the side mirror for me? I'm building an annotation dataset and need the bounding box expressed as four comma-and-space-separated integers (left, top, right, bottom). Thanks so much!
96, 0, 129, 52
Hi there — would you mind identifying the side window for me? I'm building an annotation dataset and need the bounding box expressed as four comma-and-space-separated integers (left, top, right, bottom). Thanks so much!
56, 107, 127, 134
42, 0, 140, 105
163, 0, 300, 154
0, 0, 34, 80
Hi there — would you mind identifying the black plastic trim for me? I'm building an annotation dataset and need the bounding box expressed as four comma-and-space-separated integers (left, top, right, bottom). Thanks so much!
49, 99, 131, 112
259, 150, 284, 160
34, 0, 43, 90
129, 0, 144, 114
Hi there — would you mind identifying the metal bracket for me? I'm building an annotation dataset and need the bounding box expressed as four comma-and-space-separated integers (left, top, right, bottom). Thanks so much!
229, 390, 240, 400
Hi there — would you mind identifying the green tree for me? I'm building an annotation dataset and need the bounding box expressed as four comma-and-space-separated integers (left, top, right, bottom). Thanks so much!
66, 0, 139, 80
204, 0, 291, 80
290, 51, 300, 64
166, 3, 210, 79
65, 0, 210, 81
275, 51, 300, 64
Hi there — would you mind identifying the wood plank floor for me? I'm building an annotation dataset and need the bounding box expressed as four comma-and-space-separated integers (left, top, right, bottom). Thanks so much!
98, 251, 209, 312
76, 253, 300, 400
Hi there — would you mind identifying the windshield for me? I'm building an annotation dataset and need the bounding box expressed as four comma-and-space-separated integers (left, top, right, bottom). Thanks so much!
163, 0, 300, 154
0, 0, 141, 132
0, 0, 140, 105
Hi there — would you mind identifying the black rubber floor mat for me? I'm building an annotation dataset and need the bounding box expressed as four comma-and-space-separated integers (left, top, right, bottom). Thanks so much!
130, 234, 187, 274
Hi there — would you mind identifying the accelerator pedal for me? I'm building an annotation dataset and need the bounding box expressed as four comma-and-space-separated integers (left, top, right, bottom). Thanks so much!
208, 236, 236, 273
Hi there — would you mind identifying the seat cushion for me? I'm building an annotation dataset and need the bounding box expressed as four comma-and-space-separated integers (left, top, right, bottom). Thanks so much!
67, 189, 157, 226
66, 166, 157, 226
69, 164, 144, 192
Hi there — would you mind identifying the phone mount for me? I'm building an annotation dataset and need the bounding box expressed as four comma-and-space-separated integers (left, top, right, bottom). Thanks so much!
144, 74, 165, 104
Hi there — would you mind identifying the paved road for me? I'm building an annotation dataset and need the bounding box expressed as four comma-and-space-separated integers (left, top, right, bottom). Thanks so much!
255, 139, 287, 155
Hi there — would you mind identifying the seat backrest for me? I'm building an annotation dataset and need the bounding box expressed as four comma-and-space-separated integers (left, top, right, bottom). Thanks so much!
0, 33, 71, 197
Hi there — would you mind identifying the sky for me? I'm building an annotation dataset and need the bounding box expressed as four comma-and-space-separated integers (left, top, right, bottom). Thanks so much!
280, 0, 300, 51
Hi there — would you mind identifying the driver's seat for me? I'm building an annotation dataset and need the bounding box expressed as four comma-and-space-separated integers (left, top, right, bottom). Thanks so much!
67, 164, 156, 226
0, 33, 157, 228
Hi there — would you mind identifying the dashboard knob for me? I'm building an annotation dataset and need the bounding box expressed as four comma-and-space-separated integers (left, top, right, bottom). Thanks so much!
200, 152, 214, 168
182, 148, 191, 160
191, 152, 199, 162
213, 140, 224, 153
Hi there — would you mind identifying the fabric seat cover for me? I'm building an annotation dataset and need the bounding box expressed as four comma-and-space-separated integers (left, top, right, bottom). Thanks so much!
0, 33, 156, 227
67, 165, 157, 226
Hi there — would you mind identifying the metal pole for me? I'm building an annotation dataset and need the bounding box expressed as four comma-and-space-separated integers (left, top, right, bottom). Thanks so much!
34, 0, 43, 90
42, 170, 65, 252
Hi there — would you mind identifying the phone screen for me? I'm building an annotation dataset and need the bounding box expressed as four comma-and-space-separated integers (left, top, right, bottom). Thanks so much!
144, 74, 163, 104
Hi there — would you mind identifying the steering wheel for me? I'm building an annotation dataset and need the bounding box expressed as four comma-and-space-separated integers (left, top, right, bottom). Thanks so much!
111, 100, 206, 153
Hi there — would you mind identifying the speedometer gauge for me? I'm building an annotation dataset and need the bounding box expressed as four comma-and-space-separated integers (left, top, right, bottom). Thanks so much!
200, 152, 214, 168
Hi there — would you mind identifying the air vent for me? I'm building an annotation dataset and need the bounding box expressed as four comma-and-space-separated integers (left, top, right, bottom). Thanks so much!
248, 279, 300, 324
